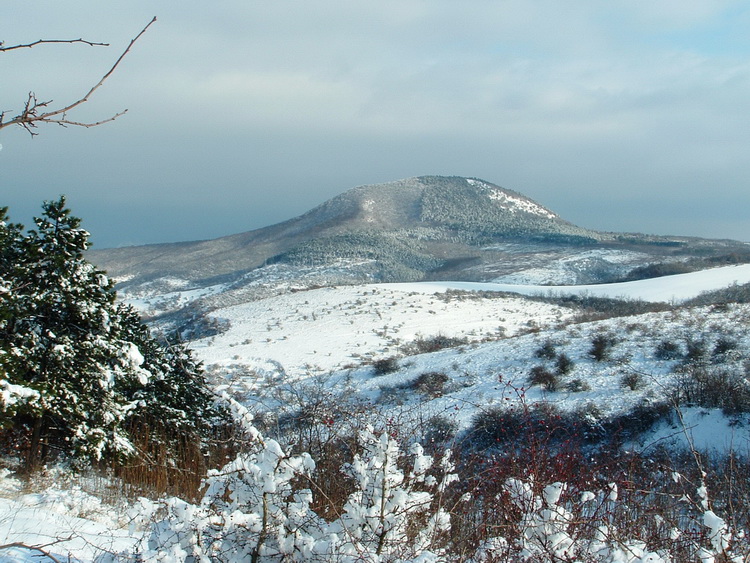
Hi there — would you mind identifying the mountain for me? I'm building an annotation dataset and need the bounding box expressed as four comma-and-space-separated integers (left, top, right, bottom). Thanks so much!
91, 176, 594, 281
89, 176, 749, 320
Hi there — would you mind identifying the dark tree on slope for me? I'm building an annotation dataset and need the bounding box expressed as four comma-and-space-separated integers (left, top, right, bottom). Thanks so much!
115, 304, 217, 436
0, 198, 221, 469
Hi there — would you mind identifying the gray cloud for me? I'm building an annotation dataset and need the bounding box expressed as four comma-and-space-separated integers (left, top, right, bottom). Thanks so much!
2, 0, 750, 247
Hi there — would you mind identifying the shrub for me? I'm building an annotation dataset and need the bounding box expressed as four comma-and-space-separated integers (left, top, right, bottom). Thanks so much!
529, 365, 559, 392
534, 339, 557, 360
713, 336, 738, 358
620, 372, 643, 391
685, 338, 707, 363
401, 333, 468, 355
555, 352, 574, 375
672, 364, 750, 414
372, 356, 399, 375
468, 402, 600, 450
423, 415, 458, 445
411, 371, 450, 397
566, 378, 590, 392
654, 339, 682, 360
589, 333, 616, 362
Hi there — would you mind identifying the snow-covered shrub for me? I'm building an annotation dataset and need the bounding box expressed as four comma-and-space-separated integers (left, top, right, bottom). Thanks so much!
324, 425, 454, 560
468, 475, 749, 562
144, 420, 455, 562
145, 433, 321, 562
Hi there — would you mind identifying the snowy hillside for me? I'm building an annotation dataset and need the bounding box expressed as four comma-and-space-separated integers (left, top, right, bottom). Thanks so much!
192, 264, 750, 443
4, 265, 750, 561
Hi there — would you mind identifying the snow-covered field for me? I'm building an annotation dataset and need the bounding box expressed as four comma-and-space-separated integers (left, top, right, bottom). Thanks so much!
4, 265, 750, 561
193, 285, 572, 377
391, 263, 750, 303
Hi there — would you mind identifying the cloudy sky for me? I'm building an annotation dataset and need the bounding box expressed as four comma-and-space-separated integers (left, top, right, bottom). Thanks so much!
2, 1, 750, 248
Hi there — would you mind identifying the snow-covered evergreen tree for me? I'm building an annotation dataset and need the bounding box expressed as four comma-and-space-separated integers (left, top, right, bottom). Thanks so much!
0, 198, 222, 468
115, 303, 220, 439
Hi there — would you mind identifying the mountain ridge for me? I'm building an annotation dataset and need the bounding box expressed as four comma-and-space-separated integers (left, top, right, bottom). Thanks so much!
90, 176, 748, 297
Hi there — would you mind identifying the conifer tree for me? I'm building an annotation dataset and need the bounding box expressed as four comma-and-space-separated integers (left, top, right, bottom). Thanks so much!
0, 198, 223, 469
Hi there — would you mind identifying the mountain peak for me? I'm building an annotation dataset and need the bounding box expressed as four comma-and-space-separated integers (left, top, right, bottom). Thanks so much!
316, 175, 567, 234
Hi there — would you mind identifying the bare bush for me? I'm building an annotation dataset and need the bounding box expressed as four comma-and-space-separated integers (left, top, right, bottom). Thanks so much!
589, 332, 617, 362
372, 356, 400, 375
555, 351, 574, 375
411, 371, 450, 397
528, 365, 559, 392
654, 339, 682, 360
401, 333, 468, 355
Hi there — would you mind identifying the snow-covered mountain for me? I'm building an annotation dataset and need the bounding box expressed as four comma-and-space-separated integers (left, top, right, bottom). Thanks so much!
91, 176, 746, 287
91, 176, 749, 328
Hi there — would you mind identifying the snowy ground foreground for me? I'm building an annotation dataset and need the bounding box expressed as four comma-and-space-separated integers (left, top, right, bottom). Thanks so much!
386, 263, 750, 303
0, 476, 142, 562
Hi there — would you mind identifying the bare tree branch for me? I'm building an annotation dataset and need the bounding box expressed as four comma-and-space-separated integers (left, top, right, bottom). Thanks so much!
0, 38, 109, 51
0, 16, 157, 136
0, 539, 71, 563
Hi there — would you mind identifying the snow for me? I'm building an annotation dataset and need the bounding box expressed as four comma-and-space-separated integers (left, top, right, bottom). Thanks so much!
0, 489, 140, 562
190, 265, 750, 445
385, 263, 750, 303
0, 381, 40, 408
123, 279, 229, 315
467, 178, 557, 219
635, 407, 750, 455
192, 284, 572, 377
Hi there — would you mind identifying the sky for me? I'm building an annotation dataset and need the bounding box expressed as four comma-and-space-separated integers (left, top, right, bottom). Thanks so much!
2, 1, 750, 248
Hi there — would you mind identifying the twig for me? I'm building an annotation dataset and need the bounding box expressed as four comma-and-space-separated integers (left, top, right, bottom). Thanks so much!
0, 38, 109, 52
0, 538, 71, 563
0, 16, 156, 135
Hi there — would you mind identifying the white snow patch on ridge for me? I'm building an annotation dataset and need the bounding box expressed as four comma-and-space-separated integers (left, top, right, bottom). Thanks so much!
467, 178, 557, 219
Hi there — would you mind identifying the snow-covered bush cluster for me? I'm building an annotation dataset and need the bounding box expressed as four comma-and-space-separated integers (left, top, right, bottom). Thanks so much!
139, 408, 749, 562
144, 417, 455, 562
